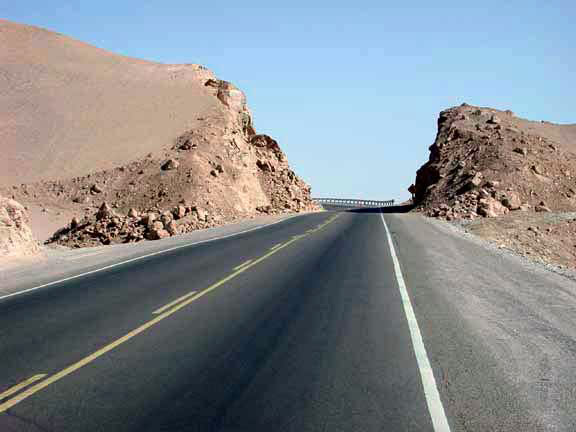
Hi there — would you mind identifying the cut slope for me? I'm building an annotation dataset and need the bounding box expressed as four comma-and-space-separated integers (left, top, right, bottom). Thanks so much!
413, 104, 576, 220
0, 20, 318, 245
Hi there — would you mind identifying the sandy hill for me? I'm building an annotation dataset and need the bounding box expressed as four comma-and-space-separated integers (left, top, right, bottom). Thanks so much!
413, 104, 576, 219
0, 19, 216, 185
0, 20, 317, 246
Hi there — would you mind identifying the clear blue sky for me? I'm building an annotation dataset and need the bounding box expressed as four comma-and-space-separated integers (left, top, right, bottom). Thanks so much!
2, 1, 575, 201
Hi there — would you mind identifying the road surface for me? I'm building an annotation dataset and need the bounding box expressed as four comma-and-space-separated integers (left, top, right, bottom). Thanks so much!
1, 210, 575, 431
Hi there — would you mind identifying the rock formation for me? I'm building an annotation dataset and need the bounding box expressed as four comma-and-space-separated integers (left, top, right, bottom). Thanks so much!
0, 195, 39, 257
413, 104, 576, 220
0, 20, 319, 248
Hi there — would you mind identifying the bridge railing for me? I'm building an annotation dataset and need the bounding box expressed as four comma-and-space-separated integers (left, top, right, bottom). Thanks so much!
312, 198, 395, 208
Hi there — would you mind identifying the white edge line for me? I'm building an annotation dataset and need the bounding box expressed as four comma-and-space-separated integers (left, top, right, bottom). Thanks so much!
380, 210, 452, 432
0, 214, 303, 303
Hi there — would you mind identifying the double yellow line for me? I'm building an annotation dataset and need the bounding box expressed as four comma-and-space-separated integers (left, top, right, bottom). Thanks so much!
0, 375, 47, 402
0, 213, 340, 413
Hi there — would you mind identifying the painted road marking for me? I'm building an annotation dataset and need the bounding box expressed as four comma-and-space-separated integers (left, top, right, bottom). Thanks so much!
380, 211, 451, 432
153, 291, 198, 315
269, 242, 284, 251
233, 259, 254, 271
156, 237, 304, 317
0, 374, 47, 401
0, 214, 341, 413
0, 214, 304, 303
303, 214, 338, 235
0, 237, 301, 413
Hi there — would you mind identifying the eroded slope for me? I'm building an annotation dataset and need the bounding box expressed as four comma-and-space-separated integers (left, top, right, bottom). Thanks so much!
414, 104, 576, 219
0, 20, 318, 248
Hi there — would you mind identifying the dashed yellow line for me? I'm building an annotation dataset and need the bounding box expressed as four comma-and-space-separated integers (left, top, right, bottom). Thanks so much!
307, 214, 339, 233
233, 259, 253, 271
0, 374, 47, 401
153, 290, 198, 315
269, 242, 284, 251
0, 213, 342, 414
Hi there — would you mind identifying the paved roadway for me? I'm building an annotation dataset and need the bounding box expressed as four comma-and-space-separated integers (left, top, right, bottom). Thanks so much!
1, 209, 575, 431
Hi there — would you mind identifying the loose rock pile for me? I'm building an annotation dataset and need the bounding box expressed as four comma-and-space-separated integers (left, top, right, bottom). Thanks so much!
48, 201, 216, 247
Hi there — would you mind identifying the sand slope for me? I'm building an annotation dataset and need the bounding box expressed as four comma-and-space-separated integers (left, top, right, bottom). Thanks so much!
0, 19, 216, 186
0, 20, 318, 246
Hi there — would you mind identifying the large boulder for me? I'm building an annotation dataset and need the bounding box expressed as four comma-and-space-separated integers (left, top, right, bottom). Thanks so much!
172, 205, 186, 220
477, 197, 509, 218
501, 191, 522, 210
145, 221, 170, 240
161, 159, 180, 171
96, 202, 116, 220
0, 195, 39, 257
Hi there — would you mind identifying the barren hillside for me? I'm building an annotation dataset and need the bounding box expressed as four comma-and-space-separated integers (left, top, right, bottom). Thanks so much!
0, 19, 216, 185
0, 20, 318, 246
413, 104, 576, 269
414, 104, 576, 219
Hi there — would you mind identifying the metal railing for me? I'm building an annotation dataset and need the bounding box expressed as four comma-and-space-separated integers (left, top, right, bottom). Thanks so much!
313, 198, 395, 208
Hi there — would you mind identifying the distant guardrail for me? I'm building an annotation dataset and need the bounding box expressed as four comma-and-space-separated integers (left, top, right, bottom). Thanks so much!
313, 198, 395, 208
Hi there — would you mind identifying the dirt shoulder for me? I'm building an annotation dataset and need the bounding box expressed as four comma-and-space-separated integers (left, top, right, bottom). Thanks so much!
427, 212, 576, 280
449, 211, 576, 273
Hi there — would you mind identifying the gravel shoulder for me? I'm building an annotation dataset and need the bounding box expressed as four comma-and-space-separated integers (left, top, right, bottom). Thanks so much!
387, 213, 576, 431
448, 211, 576, 280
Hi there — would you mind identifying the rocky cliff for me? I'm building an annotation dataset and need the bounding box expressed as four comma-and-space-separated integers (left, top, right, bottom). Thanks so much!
413, 104, 576, 220
0, 20, 318, 249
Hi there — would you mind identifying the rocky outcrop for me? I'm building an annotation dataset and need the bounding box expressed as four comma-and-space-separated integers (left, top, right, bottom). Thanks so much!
0, 20, 319, 248
0, 195, 38, 256
413, 104, 576, 220
43, 77, 318, 249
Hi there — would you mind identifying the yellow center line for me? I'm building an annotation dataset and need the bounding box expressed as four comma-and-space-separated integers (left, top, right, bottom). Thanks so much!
305, 214, 339, 234
0, 374, 47, 401
152, 290, 198, 315
0, 235, 305, 414
0, 214, 341, 413
269, 242, 284, 251
233, 259, 253, 271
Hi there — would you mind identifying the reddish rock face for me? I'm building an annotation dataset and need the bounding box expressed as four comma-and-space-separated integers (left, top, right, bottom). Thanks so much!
413, 104, 576, 219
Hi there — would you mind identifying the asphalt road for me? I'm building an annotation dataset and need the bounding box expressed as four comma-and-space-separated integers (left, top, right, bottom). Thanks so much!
1, 210, 576, 431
